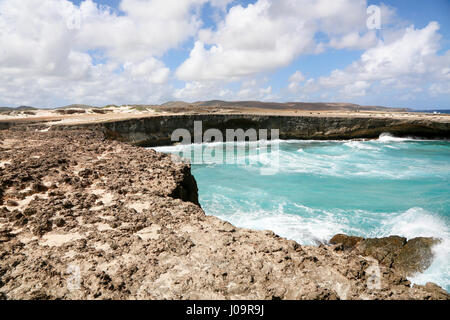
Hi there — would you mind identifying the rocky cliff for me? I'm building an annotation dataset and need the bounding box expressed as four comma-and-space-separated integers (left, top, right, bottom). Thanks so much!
41, 114, 450, 146
0, 129, 448, 300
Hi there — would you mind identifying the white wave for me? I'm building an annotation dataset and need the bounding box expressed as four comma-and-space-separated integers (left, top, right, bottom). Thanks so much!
152, 134, 447, 154
210, 204, 347, 245
378, 207, 449, 291
344, 140, 378, 150
207, 197, 450, 290
151, 144, 192, 153
408, 238, 450, 291
377, 132, 426, 142
380, 207, 449, 239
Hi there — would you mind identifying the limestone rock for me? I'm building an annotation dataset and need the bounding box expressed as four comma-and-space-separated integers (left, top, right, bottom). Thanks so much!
330, 234, 440, 277
0, 129, 448, 300
394, 237, 441, 275
329, 234, 363, 250
357, 236, 407, 268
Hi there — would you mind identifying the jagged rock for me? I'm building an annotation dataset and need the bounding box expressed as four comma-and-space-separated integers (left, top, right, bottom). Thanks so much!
330, 234, 363, 250
394, 237, 441, 275
357, 236, 407, 267
0, 228, 15, 243
6, 199, 18, 207
48, 113, 450, 146
330, 234, 440, 277
415, 282, 450, 300
0, 129, 448, 300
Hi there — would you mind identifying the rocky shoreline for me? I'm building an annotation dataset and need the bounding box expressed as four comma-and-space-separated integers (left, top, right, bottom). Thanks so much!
0, 128, 448, 300
2, 113, 450, 147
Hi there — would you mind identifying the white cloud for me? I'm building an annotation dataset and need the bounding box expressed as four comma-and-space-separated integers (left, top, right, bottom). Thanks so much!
77, 0, 208, 61
288, 71, 306, 93
123, 58, 170, 84
173, 81, 225, 102
328, 31, 378, 50
289, 71, 306, 83
305, 22, 450, 99
176, 0, 370, 81
237, 85, 273, 100
173, 77, 275, 102
430, 83, 450, 96
0, 0, 213, 106
0, 0, 448, 107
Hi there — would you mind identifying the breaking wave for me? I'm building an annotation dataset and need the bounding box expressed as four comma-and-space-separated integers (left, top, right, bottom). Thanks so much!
150, 134, 450, 291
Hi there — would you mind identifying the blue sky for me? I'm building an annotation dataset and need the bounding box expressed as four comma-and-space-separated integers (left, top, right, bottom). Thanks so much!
0, 0, 449, 109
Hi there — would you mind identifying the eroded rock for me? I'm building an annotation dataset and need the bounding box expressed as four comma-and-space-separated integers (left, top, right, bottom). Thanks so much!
0, 129, 448, 300
330, 234, 441, 277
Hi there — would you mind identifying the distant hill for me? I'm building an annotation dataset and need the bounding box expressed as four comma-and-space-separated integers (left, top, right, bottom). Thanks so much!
57, 104, 96, 110
0, 106, 37, 112
160, 100, 410, 112
161, 101, 192, 108
2, 101, 412, 113
17, 106, 37, 110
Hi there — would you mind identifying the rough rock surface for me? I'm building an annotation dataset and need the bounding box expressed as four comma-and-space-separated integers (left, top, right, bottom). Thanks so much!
0, 130, 448, 300
57, 114, 450, 147
330, 234, 441, 277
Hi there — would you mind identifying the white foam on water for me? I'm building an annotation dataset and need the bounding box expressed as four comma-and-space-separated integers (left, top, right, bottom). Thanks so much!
408, 238, 450, 291
207, 197, 450, 290
378, 133, 415, 142
210, 201, 348, 246
151, 134, 438, 155
380, 207, 449, 239
344, 140, 378, 150
376, 132, 439, 143
152, 138, 450, 291
379, 207, 450, 291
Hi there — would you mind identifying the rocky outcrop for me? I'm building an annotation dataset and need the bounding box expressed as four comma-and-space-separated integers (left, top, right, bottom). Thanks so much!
40, 114, 450, 146
330, 234, 441, 277
0, 129, 448, 300
328, 234, 363, 250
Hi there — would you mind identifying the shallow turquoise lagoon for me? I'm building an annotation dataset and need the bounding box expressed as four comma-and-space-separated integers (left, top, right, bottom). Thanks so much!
153, 134, 450, 291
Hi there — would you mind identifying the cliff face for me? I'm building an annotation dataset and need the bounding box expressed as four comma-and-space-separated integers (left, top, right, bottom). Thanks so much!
48, 114, 450, 146
0, 129, 448, 300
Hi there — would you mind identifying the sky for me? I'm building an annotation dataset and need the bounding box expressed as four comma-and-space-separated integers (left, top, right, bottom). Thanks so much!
0, 0, 449, 109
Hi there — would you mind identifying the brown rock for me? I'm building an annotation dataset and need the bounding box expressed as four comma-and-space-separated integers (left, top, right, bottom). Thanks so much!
330, 234, 441, 277
394, 237, 440, 275
0, 228, 15, 243
6, 199, 19, 207
417, 282, 450, 300
0, 129, 447, 300
356, 236, 407, 267
32, 220, 53, 236
32, 182, 48, 193
329, 234, 363, 250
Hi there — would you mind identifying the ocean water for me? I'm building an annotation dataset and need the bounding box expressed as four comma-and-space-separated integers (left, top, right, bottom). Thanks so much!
152, 134, 450, 291
413, 109, 450, 114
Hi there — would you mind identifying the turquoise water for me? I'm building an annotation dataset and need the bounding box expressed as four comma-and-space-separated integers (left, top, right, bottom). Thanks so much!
153, 134, 450, 291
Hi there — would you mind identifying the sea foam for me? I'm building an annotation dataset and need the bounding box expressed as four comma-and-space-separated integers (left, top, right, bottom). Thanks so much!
151, 135, 450, 291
